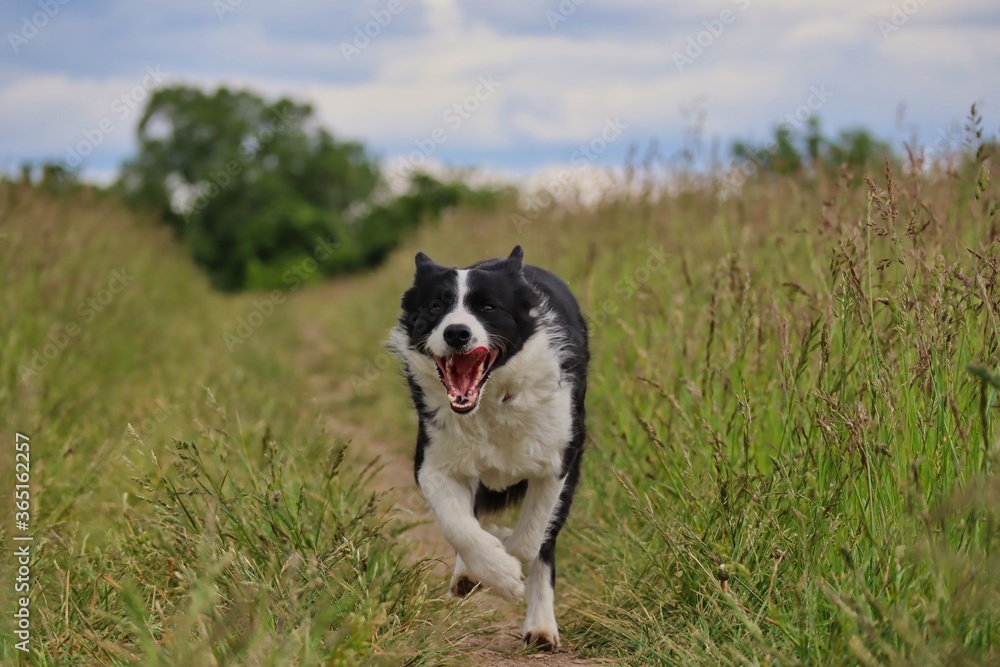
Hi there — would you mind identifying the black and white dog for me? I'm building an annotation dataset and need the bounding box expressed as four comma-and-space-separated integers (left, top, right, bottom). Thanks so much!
389, 246, 588, 650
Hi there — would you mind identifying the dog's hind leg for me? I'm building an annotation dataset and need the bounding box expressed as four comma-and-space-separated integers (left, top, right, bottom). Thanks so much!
503, 475, 565, 564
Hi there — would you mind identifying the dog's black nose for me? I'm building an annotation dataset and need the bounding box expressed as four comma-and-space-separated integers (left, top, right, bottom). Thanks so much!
443, 324, 472, 348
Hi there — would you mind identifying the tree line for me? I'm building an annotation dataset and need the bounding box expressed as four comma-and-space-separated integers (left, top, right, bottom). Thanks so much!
12, 87, 992, 292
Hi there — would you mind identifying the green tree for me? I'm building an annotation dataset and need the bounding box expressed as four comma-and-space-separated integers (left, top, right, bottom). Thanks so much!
825, 127, 895, 174
732, 125, 802, 176
118, 86, 379, 290
730, 117, 896, 186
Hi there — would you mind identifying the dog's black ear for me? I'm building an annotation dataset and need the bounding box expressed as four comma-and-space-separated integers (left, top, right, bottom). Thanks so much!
506, 246, 524, 272
415, 251, 436, 271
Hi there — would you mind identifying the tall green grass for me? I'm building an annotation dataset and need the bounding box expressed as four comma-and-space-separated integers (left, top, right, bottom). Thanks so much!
0, 184, 475, 665
2, 124, 998, 665
564, 159, 1000, 663
299, 141, 1000, 663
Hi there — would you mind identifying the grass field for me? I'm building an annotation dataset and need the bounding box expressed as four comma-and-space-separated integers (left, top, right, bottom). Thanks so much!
2, 133, 1000, 664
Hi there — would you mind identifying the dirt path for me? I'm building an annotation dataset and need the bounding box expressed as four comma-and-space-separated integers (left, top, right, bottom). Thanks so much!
296, 321, 611, 666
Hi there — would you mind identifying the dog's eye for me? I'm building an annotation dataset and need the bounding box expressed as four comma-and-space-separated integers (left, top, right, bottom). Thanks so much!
480, 303, 495, 312
428, 303, 443, 315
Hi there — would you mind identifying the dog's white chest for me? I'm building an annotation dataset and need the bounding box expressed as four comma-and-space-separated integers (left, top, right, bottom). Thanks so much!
431, 392, 572, 487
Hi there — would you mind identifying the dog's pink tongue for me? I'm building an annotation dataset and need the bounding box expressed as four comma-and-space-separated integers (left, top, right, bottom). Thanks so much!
450, 348, 487, 395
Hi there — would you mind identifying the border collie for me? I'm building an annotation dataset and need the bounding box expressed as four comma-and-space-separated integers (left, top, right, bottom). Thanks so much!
388, 246, 588, 650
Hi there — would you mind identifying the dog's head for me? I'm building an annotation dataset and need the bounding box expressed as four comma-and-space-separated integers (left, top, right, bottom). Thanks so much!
398, 246, 538, 414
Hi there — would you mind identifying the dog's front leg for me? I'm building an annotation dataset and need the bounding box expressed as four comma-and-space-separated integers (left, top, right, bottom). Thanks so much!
504, 474, 565, 650
417, 465, 525, 600
503, 474, 565, 564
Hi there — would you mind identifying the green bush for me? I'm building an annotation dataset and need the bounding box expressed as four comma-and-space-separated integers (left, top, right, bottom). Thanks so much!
117, 86, 506, 292
731, 116, 896, 184
118, 86, 379, 291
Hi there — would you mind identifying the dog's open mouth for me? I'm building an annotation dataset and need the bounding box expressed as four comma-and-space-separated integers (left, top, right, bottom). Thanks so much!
433, 347, 499, 413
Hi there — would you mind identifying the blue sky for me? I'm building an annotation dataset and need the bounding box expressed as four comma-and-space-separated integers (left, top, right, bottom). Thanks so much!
2, 0, 998, 184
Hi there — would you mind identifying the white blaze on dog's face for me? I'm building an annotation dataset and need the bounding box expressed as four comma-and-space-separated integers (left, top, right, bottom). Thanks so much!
397, 247, 537, 414
425, 270, 500, 413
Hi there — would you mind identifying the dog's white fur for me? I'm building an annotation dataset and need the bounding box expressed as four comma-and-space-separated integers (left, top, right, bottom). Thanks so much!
388, 320, 573, 646
525, 559, 559, 646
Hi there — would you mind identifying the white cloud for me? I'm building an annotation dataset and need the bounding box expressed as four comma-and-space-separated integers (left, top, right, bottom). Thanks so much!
1, 0, 997, 181
0, 69, 169, 161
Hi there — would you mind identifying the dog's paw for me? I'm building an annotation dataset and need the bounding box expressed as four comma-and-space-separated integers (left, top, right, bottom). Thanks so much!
466, 542, 524, 601
483, 555, 525, 601
450, 574, 480, 597
523, 592, 560, 651
523, 625, 560, 652
449, 555, 479, 598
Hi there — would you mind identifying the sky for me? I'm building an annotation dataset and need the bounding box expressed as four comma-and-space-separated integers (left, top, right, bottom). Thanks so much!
1, 0, 998, 186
